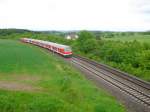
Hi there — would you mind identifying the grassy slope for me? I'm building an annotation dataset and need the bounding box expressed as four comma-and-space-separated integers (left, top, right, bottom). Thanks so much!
104, 35, 150, 43
0, 39, 125, 112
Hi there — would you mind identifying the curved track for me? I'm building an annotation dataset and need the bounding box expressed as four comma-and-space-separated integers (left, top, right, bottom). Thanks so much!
71, 55, 150, 109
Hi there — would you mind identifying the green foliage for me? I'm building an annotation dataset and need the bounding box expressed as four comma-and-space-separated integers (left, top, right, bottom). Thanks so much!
76, 31, 98, 53
0, 29, 73, 46
74, 31, 150, 81
78, 31, 95, 41
0, 92, 64, 112
100, 42, 150, 81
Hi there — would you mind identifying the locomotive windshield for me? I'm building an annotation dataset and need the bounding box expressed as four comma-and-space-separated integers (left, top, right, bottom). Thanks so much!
65, 47, 72, 52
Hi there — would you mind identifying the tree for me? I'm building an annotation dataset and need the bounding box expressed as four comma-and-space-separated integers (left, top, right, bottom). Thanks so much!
76, 31, 98, 53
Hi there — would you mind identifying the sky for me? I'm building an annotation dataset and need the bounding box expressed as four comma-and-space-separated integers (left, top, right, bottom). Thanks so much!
0, 0, 150, 31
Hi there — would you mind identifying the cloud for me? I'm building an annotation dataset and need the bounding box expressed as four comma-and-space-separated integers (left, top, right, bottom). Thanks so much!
140, 5, 150, 14
0, 0, 149, 31
133, 0, 150, 23
134, 0, 150, 13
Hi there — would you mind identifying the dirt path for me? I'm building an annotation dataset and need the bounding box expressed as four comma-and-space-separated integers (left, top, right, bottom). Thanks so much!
0, 81, 42, 92
0, 74, 42, 92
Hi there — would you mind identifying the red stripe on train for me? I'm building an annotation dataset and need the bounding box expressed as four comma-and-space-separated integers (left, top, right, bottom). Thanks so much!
63, 52, 72, 55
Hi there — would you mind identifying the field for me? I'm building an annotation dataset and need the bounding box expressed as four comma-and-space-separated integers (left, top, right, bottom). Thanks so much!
0, 39, 125, 112
104, 35, 150, 43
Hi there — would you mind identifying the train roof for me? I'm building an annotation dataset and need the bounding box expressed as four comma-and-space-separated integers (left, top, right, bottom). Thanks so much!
23, 38, 71, 49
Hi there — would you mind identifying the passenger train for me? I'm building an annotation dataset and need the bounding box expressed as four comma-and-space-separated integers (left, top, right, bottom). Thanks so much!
21, 38, 72, 57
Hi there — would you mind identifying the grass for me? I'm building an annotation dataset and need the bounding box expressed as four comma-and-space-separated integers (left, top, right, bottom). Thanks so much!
104, 34, 150, 43
0, 39, 125, 112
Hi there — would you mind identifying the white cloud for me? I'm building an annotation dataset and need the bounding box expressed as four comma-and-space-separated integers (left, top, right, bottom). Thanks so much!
0, 0, 149, 31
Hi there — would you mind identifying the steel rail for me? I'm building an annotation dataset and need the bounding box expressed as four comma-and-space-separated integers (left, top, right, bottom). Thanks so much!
71, 56, 150, 108
72, 57, 150, 96
73, 55, 150, 90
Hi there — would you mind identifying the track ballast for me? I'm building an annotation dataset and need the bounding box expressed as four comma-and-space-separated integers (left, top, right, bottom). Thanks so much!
71, 55, 150, 110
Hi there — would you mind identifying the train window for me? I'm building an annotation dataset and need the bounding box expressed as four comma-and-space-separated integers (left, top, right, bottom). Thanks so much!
60, 49, 64, 52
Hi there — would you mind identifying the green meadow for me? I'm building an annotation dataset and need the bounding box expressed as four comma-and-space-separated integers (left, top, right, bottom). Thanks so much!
104, 35, 150, 43
0, 39, 125, 112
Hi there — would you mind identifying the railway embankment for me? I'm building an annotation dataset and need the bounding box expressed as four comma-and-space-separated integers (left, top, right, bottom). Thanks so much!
70, 55, 150, 112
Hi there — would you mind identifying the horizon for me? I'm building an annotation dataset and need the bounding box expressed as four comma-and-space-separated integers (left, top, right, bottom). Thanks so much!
0, 28, 150, 32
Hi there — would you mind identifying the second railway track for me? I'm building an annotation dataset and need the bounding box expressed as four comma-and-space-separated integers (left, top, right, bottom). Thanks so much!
71, 55, 150, 110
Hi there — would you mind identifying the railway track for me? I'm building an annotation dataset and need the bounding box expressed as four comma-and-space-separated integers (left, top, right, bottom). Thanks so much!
71, 55, 150, 109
